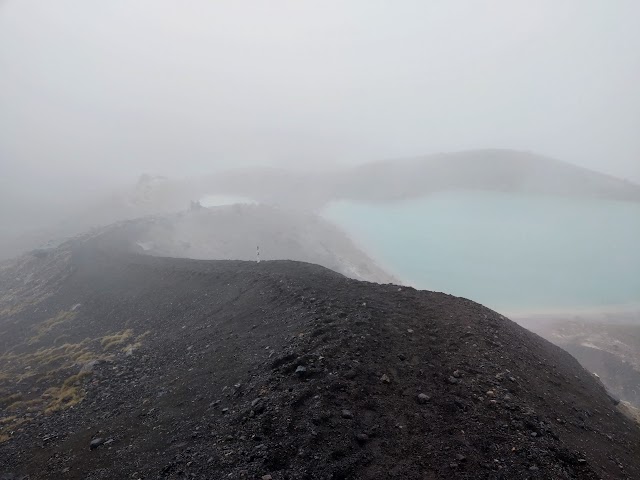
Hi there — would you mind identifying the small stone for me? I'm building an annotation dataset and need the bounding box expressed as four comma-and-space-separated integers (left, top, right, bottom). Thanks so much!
80, 360, 100, 373
407, 329, 414, 333
529, 465, 539, 471
578, 459, 586, 465
447, 376, 458, 384
356, 433, 369, 443
486, 390, 495, 397
295, 365, 307, 376
417, 393, 431, 404
381, 374, 391, 384
341, 409, 354, 419
452, 370, 461, 378
252, 401, 266, 414
90, 438, 105, 450
456, 454, 467, 462
530, 432, 537, 437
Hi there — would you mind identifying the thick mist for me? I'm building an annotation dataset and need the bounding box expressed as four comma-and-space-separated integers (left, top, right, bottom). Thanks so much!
2, 1, 639, 191
1, 0, 639, 255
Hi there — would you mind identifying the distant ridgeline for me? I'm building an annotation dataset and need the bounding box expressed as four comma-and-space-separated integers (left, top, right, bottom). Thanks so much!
193, 150, 640, 208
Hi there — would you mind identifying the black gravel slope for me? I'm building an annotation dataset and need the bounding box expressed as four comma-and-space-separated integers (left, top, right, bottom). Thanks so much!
1, 237, 639, 479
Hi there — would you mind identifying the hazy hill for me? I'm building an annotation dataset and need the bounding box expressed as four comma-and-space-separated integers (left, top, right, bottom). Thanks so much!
3, 149, 639, 261
340, 149, 640, 203
192, 149, 640, 207
0, 225, 639, 479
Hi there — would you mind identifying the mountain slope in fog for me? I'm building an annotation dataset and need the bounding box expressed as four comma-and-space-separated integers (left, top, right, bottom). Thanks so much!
128, 204, 395, 284
198, 149, 640, 207
518, 312, 640, 409
0, 228, 639, 479
341, 149, 640, 203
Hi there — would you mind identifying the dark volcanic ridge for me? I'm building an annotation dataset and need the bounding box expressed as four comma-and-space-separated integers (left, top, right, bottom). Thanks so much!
1, 227, 640, 479
4, 204, 395, 285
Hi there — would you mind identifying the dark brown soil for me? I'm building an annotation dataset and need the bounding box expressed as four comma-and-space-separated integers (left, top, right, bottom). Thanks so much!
1, 230, 639, 479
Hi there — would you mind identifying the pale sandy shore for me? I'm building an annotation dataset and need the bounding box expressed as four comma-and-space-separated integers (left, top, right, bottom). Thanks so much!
506, 304, 640, 330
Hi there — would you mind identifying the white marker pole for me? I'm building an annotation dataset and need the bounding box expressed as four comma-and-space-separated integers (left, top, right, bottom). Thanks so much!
257, 245, 260, 264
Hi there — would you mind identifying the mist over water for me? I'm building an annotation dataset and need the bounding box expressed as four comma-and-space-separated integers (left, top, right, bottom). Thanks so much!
324, 192, 640, 312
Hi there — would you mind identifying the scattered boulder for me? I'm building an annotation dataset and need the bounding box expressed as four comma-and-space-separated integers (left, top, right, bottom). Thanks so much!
80, 360, 101, 373
89, 438, 105, 450
341, 409, 354, 419
417, 393, 431, 404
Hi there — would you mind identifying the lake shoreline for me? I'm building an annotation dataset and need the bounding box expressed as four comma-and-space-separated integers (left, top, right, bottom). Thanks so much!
508, 303, 640, 327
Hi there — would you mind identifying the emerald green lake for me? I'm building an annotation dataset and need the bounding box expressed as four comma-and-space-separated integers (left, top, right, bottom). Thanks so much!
323, 192, 640, 312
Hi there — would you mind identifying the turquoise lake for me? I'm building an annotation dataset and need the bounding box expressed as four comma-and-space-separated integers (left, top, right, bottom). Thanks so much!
323, 192, 640, 312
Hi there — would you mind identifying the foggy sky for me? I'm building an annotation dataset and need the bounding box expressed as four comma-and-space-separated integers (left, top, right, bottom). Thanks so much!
1, 0, 639, 207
